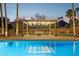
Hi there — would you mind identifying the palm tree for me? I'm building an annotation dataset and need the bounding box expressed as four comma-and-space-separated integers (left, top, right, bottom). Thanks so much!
66, 9, 72, 19
4, 3, 8, 37
75, 7, 79, 27
72, 3, 76, 36
75, 7, 79, 17
0, 3, 4, 35
16, 3, 19, 36
66, 9, 76, 19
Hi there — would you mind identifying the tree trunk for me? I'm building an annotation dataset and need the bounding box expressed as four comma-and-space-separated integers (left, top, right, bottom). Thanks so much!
0, 3, 4, 35
16, 3, 19, 36
4, 3, 8, 37
72, 3, 76, 36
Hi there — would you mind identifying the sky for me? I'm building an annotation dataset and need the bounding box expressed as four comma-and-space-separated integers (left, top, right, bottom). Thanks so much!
1, 3, 79, 22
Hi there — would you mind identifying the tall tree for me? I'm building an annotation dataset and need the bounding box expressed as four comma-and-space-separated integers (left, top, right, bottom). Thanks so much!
0, 3, 4, 35
35, 13, 40, 20
66, 9, 76, 28
4, 3, 8, 36
75, 7, 79, 17
66, 9, 72, 18
35, 13, 46, 20
72, 3, 76, 36
16, 3, 19, 35
66, 9, 76, 19
40, 15, 46, 19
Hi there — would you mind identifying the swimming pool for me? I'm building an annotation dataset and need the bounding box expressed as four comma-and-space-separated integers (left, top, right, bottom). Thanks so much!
0, 40, 79, 56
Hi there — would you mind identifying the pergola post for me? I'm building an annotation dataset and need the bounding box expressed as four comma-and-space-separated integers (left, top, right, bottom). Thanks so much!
54, 20, 57, 36
23, 21, 29, 35
27, 22, 28, 35
49, 22, 51, 35
4, 3, 8, 37
0, 4, 4, 35
72, 3, 76, 36
22, 20, 24, 36
16, 3, 19, 36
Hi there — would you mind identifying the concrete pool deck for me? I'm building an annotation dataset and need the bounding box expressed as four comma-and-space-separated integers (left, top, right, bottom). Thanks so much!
0, 35, 79, 40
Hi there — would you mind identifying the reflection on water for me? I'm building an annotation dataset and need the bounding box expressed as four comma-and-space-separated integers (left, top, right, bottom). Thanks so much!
73, 41, 76, 55
25, 45, 55, 53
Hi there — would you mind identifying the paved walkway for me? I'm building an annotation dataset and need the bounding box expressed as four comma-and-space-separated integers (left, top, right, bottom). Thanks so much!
0, 35, 79, 40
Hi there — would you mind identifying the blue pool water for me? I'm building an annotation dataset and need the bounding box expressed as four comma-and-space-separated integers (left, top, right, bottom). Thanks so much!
0, 40, 79, 56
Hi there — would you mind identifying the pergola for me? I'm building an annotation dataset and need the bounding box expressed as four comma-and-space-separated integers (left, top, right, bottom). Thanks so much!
23, 19, 57, 35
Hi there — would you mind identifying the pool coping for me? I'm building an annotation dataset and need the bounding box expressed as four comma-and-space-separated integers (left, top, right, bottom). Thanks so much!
0, 35, 79, 41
